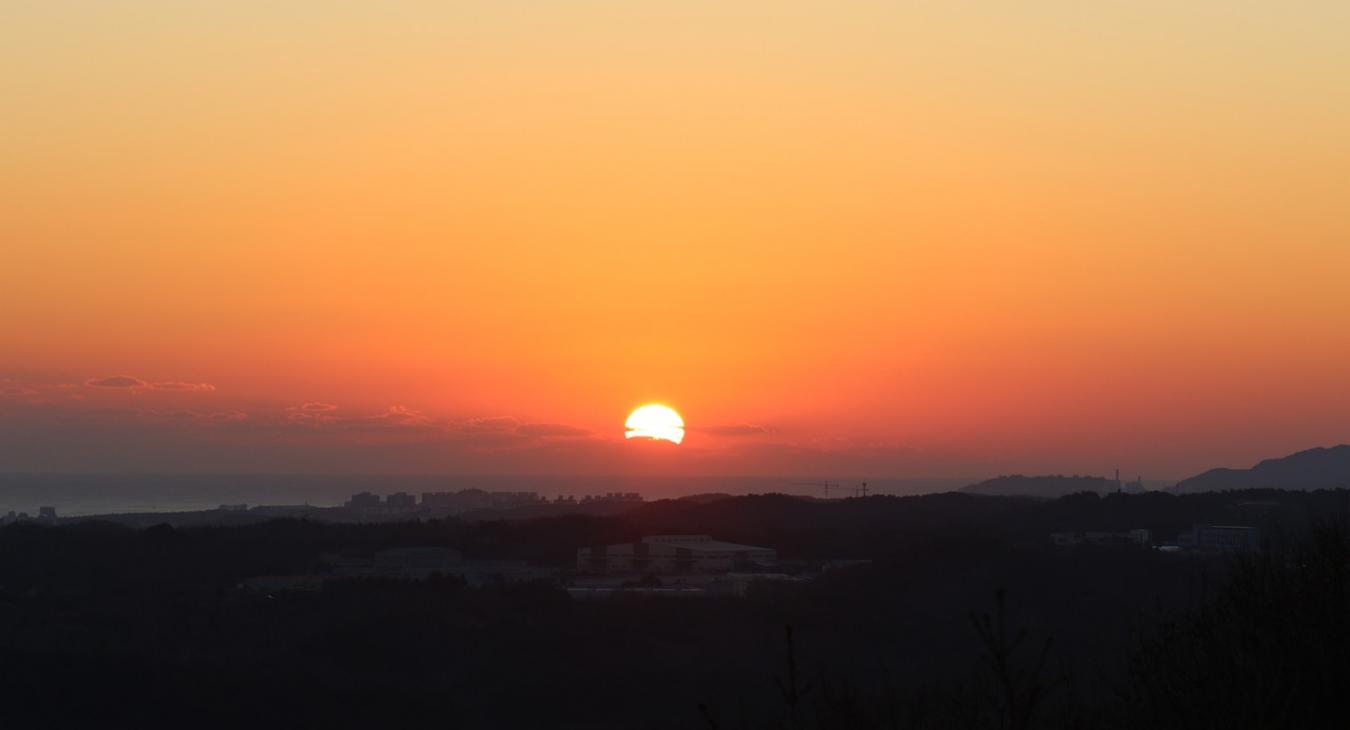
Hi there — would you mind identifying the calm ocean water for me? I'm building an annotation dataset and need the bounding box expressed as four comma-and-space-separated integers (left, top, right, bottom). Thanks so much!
0, 474, 971, 517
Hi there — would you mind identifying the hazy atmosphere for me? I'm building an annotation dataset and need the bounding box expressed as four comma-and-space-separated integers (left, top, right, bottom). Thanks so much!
4, 4, 1350, 729
5, 2, 1349, 480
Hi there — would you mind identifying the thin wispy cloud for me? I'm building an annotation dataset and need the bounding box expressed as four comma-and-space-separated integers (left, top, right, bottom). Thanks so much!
516, 423, 592, 438
462, 416, 520, 432
696, 423, 775, 437
285, 402, 341, 424
85, 375, 215, 392
0, 382, 39, 397
279, 403, 442, 433
147, 381, 217, 392
143, 409, 249, 424
86, 376, 146, 388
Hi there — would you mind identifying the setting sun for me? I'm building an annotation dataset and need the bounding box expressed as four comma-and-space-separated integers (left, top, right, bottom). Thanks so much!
5, 2, 1350, 725
625, 405, 685, 445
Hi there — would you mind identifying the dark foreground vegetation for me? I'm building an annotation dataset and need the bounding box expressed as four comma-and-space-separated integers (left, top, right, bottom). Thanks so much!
0, 489, 1347, 728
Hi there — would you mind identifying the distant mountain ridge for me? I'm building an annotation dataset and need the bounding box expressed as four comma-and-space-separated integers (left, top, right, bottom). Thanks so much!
959, 475, 1117, 499
1172, 445, 1350, 494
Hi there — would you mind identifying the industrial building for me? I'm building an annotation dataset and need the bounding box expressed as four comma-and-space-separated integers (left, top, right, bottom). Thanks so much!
1050, 529, 1151, 547
321, 547, 552, 586
386, 492, 417, 509
1177, 524, 1261, 553
346, 492, 382, 509
576, 535, 778, 574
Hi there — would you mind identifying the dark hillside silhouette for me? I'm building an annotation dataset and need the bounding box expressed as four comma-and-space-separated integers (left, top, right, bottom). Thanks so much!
1173, 444, 1350, 493
2, 489, 1348, 728
960, 475, 1118, 498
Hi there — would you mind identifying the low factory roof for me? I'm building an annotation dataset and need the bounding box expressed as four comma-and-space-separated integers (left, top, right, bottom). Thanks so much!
654, 539, 774, 552
584, 535, 775, 553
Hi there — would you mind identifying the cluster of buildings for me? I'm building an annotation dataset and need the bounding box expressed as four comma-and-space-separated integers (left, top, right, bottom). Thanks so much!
240, 546, 552, 593
344, 489, 545, 514
576, 534, 778, 574
241, 533, 804, 600
566, 534, 817, 599
343, 489, 645, 516
346, 491, 425, 512
1050, 529, 1152, 548
1, 506, 58, 525
577, 492, 643, 504
333, 547, 552, 586
1050, 524, 1262, 554
420, 490, 542, 512
1109, 470, 1147, 494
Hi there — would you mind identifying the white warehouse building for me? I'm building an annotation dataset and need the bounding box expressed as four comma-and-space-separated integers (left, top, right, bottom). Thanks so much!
576, 535, 778, 574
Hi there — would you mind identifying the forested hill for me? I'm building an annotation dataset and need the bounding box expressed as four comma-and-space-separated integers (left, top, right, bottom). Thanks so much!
958, 474, 1117, 498
1173, 445, 1350, 494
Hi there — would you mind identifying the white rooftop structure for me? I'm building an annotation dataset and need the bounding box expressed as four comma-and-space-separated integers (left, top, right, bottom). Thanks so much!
577, 535, 777, 574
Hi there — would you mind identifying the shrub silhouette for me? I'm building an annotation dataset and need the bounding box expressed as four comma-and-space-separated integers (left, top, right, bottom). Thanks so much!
1118, 524, 1350, 729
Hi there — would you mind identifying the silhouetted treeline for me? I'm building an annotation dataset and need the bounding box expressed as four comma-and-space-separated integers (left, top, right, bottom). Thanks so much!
728, 523, 1350, 730
0, 489, 1346, 728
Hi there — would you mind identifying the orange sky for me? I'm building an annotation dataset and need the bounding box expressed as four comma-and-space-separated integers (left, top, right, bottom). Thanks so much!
2, 2, 1349, 479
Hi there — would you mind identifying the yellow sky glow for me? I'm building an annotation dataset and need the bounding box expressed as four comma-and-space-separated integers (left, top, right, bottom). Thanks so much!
2, 1, 1348, 476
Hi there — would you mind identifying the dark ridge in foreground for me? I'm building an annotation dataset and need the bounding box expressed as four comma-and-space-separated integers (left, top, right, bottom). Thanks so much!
1, 488, 1348, 728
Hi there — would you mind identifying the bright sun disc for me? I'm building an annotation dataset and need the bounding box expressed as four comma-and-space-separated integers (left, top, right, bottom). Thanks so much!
625, 404, 685, 445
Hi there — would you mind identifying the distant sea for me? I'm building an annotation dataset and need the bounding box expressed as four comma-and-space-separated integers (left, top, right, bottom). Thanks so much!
0, 474, 973, 517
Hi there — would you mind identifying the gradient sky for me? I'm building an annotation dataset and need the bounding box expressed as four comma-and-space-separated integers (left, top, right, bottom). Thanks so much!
3, 1, 1349, 480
